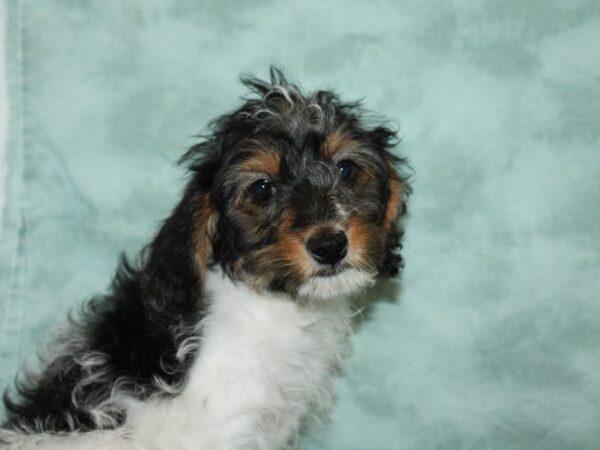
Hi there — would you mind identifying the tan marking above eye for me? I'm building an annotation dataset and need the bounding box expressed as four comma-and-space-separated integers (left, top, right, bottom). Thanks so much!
240, 151, 280, 177
323, 128, 359, 159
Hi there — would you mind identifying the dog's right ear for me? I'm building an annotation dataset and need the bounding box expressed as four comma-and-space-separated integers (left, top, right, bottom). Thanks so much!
141, 149, 220, 314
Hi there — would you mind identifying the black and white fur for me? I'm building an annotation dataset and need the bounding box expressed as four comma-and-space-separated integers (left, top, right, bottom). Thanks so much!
1, 68, 411, 450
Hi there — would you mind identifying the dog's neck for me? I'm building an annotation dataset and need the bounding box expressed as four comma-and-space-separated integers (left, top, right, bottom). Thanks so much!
125, 268, 354, 449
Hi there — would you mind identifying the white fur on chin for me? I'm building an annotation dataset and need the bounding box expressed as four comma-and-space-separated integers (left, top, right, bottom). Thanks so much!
297, 268, 376, 301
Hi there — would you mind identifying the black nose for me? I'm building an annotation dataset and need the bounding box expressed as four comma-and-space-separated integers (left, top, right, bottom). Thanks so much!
306, 231, 348, 266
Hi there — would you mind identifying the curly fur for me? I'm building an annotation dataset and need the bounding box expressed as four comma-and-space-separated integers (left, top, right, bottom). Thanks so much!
1, 67, 411, 449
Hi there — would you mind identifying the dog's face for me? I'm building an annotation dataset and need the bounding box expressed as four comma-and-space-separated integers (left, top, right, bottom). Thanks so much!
185, 70, 410, 300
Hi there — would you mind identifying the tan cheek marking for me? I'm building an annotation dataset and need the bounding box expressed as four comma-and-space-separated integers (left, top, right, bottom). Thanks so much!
323, 128, 358, 159
243, 211, 313, 289
240, 151, 280, 176
276, 233, 313, 278
347, 216, 372, 266
271, 212, 313, 278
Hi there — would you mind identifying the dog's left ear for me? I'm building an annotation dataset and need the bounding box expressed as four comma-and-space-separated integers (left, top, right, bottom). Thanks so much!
368, 126, 411, 277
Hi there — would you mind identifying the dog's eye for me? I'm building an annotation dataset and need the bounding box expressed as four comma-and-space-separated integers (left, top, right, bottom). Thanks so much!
337, 160, 357, 181
248, 179, 274, 202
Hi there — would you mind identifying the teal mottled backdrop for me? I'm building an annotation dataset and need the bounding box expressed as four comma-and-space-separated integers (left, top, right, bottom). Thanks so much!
1, 1, 599, 449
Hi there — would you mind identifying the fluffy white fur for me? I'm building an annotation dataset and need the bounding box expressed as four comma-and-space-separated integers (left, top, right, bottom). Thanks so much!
297, 268, 375, 301
2, 268, 357, 449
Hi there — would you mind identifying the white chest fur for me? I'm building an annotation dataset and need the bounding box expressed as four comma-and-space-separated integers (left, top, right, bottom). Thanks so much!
126, 270, 353, 450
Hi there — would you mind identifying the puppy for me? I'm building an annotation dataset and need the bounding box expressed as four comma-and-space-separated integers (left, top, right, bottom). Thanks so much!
1, 68, 410, 450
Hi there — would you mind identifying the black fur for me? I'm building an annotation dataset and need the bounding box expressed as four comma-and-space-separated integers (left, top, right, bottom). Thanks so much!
3, 184, 207, 432
2, 67, 411, 435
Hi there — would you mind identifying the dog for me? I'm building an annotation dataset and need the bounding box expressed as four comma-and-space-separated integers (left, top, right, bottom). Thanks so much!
0, 68, 411, 450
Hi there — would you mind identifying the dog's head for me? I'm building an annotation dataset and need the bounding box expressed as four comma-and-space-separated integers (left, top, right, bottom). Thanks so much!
146, 68, 410, 304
